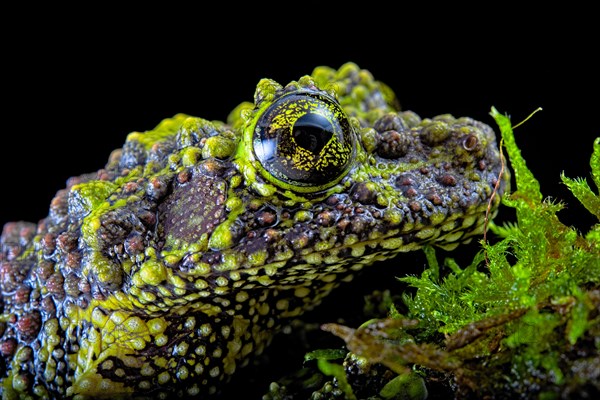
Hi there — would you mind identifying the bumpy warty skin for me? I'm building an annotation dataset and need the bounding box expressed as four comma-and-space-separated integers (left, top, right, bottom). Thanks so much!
0, 62, 509, 399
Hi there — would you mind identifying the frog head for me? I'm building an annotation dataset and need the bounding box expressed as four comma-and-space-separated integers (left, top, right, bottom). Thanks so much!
64, 62, 508, 308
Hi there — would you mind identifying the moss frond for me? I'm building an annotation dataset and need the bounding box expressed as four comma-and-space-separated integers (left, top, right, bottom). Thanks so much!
561, 137, 600, 220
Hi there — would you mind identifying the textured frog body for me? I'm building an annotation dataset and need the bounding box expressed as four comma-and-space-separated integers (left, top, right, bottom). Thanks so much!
0, 63, 508, 399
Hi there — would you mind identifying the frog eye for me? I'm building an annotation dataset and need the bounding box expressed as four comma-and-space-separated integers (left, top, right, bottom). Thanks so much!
253, 92, 355, 192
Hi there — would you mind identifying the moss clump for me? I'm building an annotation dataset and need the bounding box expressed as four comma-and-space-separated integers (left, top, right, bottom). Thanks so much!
317, 108, 600, 399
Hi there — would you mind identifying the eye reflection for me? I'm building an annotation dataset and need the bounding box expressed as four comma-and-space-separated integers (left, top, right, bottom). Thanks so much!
254, 137, 277, 163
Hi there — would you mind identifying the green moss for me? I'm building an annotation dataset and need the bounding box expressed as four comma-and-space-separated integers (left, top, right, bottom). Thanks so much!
318, 108, 600, 398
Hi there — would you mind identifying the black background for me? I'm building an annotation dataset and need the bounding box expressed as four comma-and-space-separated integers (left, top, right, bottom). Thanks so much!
1, 6, 598, 396
1, 10, 597, 234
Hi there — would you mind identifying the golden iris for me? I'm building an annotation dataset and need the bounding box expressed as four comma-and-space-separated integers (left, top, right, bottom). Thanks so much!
253, 91, 354, 190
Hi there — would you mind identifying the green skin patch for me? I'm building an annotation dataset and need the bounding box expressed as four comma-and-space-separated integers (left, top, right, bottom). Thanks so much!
0, 62, 509, 398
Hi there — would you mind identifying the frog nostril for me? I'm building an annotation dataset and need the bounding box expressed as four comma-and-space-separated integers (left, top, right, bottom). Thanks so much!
463, 134, 479, 151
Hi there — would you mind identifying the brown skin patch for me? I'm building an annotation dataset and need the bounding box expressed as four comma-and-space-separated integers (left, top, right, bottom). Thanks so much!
159, 169, 227, 247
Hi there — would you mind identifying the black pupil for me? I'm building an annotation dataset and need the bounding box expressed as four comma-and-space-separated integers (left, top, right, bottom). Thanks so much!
292, 113, 333, 154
